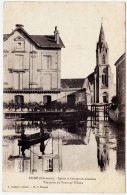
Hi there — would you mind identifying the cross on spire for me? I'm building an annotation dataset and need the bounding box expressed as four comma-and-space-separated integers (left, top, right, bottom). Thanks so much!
101, 17, 103, 24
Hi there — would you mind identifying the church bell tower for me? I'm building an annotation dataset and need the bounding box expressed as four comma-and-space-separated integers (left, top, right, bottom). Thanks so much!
94, 23, 112, 103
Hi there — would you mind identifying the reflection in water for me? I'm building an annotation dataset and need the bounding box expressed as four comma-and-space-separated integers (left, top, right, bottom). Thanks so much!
3, 112, 125, 175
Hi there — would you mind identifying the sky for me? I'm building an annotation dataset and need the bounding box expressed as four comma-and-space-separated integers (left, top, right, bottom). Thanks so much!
3, 1, 125, 81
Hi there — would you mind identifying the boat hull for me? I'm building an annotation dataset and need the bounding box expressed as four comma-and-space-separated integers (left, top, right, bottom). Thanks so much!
18, 133, 50, 147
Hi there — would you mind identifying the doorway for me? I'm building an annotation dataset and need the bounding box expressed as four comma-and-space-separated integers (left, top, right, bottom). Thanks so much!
14, 95, 24, 105
102, 92, 108, 103
43, 95, 51, 104
67, 95, 76, 106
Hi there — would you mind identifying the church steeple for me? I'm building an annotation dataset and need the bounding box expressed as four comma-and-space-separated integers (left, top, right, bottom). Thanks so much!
94, 22, 115, 104
96, 23, 109, 66
98, 23, 105, 44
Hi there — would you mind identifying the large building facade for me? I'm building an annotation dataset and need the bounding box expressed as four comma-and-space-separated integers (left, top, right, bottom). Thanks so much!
3, 24, 65, 105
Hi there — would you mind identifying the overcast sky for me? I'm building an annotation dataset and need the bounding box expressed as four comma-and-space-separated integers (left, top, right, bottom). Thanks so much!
3, 1, 125, 81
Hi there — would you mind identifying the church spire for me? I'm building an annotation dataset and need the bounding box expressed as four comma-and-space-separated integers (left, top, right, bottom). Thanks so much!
98, 23, 105, 44
96, 23, 109, 66
96, 23, 108, 51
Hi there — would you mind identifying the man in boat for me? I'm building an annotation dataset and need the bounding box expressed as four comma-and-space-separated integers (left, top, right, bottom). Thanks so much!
40, 141, 45, 155
40, 119, 46, 136
21, 129, 26, 140
21, 146, 26, 156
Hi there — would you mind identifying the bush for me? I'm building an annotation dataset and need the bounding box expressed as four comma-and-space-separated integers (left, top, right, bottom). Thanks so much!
110, 96, 118, 109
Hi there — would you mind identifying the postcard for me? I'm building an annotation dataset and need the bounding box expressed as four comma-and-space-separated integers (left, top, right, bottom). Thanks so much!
2, 1, 126, 193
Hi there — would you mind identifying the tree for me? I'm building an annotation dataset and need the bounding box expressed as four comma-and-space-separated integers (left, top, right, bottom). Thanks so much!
111, 96, 118, 109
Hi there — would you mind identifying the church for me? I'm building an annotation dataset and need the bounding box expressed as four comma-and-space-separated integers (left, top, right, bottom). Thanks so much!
85, 23, 116, 104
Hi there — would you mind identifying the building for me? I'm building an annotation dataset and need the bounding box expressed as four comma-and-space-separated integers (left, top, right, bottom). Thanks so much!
3, 24, 65, 105
3, 23, 116, 109
108, 53, 125, 123
75, 23, 116, 105
83, 73, 94, 105
115, 53, 125, 106
114, 53, 125, 122
61, 79, 87, 106
94, 24, 115, 103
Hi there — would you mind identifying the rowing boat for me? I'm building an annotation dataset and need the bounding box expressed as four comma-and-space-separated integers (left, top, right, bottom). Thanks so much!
18, 132, 50, 147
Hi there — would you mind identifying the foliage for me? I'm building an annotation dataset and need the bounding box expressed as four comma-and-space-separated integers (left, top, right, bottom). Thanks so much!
3, 100, 86, 111
110, 96, 118, 110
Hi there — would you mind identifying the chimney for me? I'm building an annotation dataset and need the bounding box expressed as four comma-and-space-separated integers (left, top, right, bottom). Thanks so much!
15, 24, 24, 28
54, 26, 59, 44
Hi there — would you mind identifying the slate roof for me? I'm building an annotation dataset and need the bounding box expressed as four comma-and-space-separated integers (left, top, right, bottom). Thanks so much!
61, 79, 85, 88
3, 27, 65, 49
114, 53, 125, 66
87, 72, 94, 84
3, 34, 9, 39
30, 35, 64, 48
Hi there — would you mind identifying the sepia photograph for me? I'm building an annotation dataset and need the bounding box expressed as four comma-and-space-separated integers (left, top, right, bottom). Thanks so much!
2, 1, 126, 193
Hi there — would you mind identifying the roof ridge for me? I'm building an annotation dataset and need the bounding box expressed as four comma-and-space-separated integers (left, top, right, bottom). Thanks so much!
3, 27, 65, 48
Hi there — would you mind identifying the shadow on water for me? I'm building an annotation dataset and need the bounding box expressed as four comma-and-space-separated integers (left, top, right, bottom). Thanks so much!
3, 111, 125, 174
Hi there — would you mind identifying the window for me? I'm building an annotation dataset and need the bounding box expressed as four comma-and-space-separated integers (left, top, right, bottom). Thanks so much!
102, 92, 108, 103
14, 36, 25, 51
102, 55, 105, 64
16, 41, 24, 50
43, 55, 52, 69
43, 95, 51, 104
102, 73, 108, 87
15, 55, 24, 69
13, 72, 23, 90
14, 95, 24, 105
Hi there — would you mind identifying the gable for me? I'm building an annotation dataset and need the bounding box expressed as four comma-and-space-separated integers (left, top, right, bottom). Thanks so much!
4, 27, 65, 49
3, 30, 33, 52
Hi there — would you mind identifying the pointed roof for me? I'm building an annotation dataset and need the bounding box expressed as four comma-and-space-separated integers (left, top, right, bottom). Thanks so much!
3, 25, 65, 49
98, 23, 105, 43
96, 23, 108, 50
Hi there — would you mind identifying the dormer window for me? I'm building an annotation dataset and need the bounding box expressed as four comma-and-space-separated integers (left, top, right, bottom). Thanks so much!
14, 36, 25, 51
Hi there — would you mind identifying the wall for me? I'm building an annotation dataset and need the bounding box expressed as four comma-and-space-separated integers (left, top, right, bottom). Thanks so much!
116, 56, 125, 105
3, 93, 59, 104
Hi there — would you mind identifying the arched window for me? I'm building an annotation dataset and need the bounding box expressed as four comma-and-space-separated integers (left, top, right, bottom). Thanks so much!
102, 55, 105, 64
102, 74, 104, 85
102, 70, 108, 87
102, 74, 106, 85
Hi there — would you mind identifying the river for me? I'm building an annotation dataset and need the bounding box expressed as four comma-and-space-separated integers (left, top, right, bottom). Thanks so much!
3, 112, 125, 175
